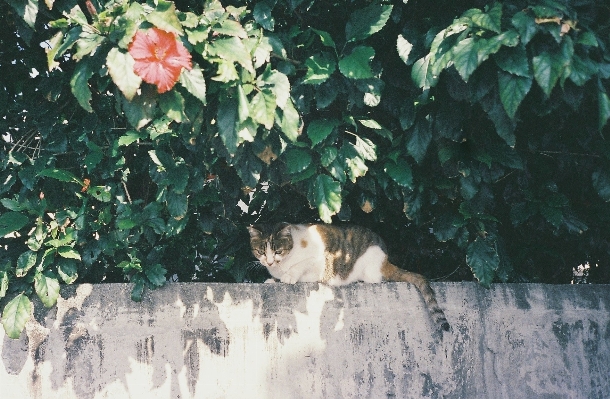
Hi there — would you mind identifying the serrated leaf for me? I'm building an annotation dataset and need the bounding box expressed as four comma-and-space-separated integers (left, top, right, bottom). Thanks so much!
313, 175, 342, 223
470, 3, 502, 33
179, 65, 206, 104
7, 0, 38, 29
57, 259, 78, 284
145, 264, 167, 287
34, 272, 60, 308
511, 11, 537, 46
159, 90, 186, 123
213, 19, 247, 38
119, 130, 147, 146
498, 71, 532, 119
0, 212, 29, 237
345, 3, 393, 42
16, 250, 37, 277
38, 168, 82, 184
277, 100, 301, 142
452, 38, 480, 82
58, 246, 81, 260
2, 293, 31, 339
70, 59, 94, 112
303, 53, 336, 85
384, 158, 413, 188
396, 34, 413, 65
532, 52, 563, 97
106, 48, 142, 101
466, 236, 499, 288
208, 37, 254, 73
319, 147, 338, 167
130, 274, 145, 302
307, 119, 338, 146
146, 0, 183, 35
354, 136, 377, 161
285, 149, 312, 174
250, 89, 276, 130
0, 271, 9, 299
406, 120, 432, 163
217, 97, 238, 155
260, 68, 290, 109
253, 1, 275, 31
167, 190, 188, 219
494, 46, 531, 77
339, 46, 375, 80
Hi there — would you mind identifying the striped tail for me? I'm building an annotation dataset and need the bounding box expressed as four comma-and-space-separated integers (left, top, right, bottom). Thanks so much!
382, 262, 450, 332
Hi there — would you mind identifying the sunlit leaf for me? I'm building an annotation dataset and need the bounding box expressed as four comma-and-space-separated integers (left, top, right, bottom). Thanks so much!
2, 294, 31, 339
179, 65, 207, 104
303, 53, 336, 84
34, 272, 60, 308
146, 0, 184, 35
313, 175, 342, 223
339, 46, 375, 80
345, 3, 393, 42
16, 250, 37, 277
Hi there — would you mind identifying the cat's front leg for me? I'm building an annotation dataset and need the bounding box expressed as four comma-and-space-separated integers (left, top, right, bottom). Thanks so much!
280, 271, 301, 284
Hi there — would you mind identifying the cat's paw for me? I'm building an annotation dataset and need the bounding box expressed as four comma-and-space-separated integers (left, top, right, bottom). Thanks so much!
264, 278, 277, 283
280, 273, 299, 284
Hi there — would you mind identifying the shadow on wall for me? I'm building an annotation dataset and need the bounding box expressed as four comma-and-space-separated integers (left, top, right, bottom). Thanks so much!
1, 282, 610, 399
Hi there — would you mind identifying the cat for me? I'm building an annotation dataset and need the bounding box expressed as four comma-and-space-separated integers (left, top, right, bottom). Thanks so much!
247, 222, 450, 332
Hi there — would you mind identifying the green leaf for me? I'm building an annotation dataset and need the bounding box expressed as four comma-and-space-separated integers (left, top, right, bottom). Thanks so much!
70, 59, 94, 112
466, 236, 499, 288
406, 120, 432, 164
253, 0, 275, 31
119, 130, 147, 146
38, 168, 82, 185
494, 46, 531, 77
511, 11, 537, 46
339, 46, 375, 80
303, 53, 336, 85
470, 3, 502, 33
106, 48, 141, 101
396, 34, 413, 65
159, 90, 186, 123
319, 147, 338, 167
0, 212, 29, 237
217, 97, 239, 155
277, 100, 301, 142
498, 72, 532, 119
130, 274, 145, 302
354, 136, 377, 161
145, 264, 167, 287
452, 38, 480, 82
307, 119, 338, 146
58, 246, 81, 260
208, 37, 254, 73
599, 90, 610, 131
358, 118, 392, 141
179, 65, 207, 104
7, 0, 38, 29
285, 149, 312, 174
16, 250, 37, 277
312, 28, 336, 49
121, 87, 157, 130
0, 271, 9, 299
167, 190, 188, 219
412, 54, 437, 89
532, 52, 563, 97
384, 158, 413, 188
592, 170, 610, 202
250, 89, 276, 130
313, 175, 342, 223
2, 294, 31, 339
57, 259, 78, 284
146, 0, 184, 35
89, 186, 112, 202
34, 272, 60, 308
345, 3, 393, 42
260, 69, 290, 110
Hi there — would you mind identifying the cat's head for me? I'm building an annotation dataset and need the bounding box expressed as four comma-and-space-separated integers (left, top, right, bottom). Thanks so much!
247, 223, 293, 269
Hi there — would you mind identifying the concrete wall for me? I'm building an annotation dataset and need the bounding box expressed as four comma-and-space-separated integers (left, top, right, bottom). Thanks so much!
1, 282, 609, 399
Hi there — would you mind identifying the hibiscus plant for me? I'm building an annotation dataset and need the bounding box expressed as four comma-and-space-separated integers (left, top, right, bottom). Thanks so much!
1, 0, 610, 338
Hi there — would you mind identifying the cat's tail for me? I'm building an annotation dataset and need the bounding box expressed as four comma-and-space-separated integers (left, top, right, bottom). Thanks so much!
381, 262, 450, 332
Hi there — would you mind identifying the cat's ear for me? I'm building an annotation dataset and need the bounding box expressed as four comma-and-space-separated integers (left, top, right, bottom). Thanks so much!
277, 223, 292, 237
247, 225, 262, 238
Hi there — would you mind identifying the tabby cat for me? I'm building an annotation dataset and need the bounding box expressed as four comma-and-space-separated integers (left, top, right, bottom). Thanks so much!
247, 222, 450, 332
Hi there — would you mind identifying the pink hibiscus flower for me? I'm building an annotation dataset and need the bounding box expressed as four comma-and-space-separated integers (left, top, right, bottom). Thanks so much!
128, 27, 192, 93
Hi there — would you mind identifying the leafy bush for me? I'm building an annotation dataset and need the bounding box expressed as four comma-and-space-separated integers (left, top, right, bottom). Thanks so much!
1, 0, 609, 338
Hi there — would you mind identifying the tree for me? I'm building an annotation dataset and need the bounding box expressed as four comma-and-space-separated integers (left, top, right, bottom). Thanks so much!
1, 0, 609, 338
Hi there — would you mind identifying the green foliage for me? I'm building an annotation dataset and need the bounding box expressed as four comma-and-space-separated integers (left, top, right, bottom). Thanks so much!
1, 0, 610, 339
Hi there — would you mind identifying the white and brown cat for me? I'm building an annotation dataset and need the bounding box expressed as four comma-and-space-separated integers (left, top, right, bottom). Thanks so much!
247, 222, 450, 332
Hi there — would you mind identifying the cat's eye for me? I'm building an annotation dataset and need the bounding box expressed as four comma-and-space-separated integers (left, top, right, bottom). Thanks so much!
275, 250, 283, 255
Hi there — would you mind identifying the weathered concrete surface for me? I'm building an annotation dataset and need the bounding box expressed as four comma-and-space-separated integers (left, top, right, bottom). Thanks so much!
1, 282, 609, 399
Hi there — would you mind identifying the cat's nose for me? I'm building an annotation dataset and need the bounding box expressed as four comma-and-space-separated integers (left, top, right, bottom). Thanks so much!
266, 256, 275, 266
